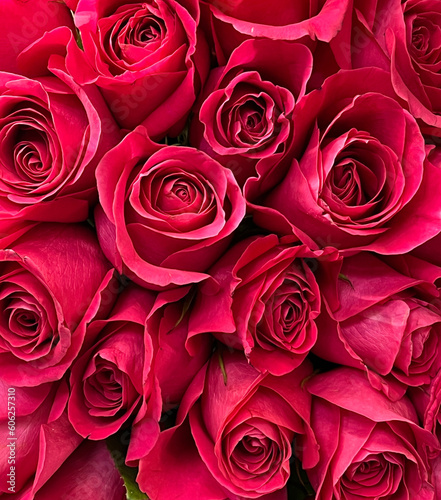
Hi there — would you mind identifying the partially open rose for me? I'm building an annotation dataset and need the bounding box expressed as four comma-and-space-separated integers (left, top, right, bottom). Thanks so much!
0, 64, 119, 226
138, 350, 319, 499
190, 38, 312, 185
190, 235, 322, 376
0, 223, 117, 386
95, 126, 246, 289
303, 367, 438, 499
248, 68, 441, 254
67, 0, 209, 138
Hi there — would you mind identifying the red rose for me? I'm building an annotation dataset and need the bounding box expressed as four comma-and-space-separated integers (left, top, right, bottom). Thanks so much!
32, 440, 126, 500
352, 0, 441, 131
68, 285, 160, 459
190, 235, 323, 376
0, 0, 74, 74
137, 350, 319, 499
314, 252, 441, 400
0, 379, 82, 497
248, 68, 441, 254
95, 126, 246, 290
200, 0, 351, 65
66, 0, 209, 138
0, 60, 120, 225
0, 223, 118, 386
146, 285, 213, 409
190, 38, 312, 185
303, 367, 438, 499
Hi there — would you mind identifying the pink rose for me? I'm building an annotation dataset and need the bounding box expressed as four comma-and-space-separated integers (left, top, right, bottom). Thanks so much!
0, 379, 82, 497
190, 235, 323, 376
0, 0, 74, 74
248, 68, 441, 254
303, 367, 438, 499
95, 126, 246, 290
66, 0, 209, 138
68, 285, 160, 462
314, 252, 441, 400
146, 285, 213, 409
352, 0, 441, 131
189, 38, 312, 185
0, 223, 118, 386
410, 370, 441, 497
0, 59, 120, 225
200, 0, 351, 65
138, 350, 319, 499
31, 440, 126, 500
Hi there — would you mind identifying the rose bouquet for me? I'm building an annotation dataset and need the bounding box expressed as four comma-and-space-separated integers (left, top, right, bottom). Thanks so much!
1, 0, 441, 499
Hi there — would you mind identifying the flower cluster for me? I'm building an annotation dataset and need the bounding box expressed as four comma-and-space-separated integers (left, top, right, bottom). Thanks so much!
1, 0, 441, 499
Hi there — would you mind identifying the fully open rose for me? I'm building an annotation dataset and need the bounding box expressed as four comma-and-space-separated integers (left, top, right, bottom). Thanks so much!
189, 235, 322, 376
0, 223, 117, 386
303, 367, 439, 499
137, 350, 319, 499
66, 0, 209, 138
248, 68, 441, 254
95, 126, 245, 289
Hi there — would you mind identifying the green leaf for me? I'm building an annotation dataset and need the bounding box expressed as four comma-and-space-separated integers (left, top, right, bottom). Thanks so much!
107, 433, 148, 500
338, 273, 354, 290
218, 350, 228, 386
174, 286, 196, 328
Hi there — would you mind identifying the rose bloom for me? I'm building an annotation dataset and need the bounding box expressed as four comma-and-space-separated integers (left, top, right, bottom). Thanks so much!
0, 223, 117, 386
0, 0, 74, 73
200, 0, 351, 65
189, 38, 312, 185
146, 284, 213, 409
95, 126, 245, 290
189, 234, 322, 376
303, 367, 439, 499
66, 0, 209, 138
30, 440, 126, 500
0, 378, 82, 497
137, 350, 319, 499
351, 0, 441, 131
248, 67, 441, 254
0, 51, 120, 226
314, 252, 441, 400
68, 285, 160, 462
410, 369, 441, 497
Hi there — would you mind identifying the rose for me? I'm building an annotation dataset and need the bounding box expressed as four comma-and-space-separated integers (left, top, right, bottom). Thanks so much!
189, 234, 323, 376
410, 369, 441, 497
351, 0, 441, 131
0, 222, 118, 386
314, 252, 441, 400
95, 126, 246, 290
303, 367, 438, 499
146, 285, 213, 409
68, 285, 160, 460
248, 67, 441, 254
0, 0, 75, 74
137, 349, 319, 499
200, 0, 352, 65
31, 440, 126, 500
66, 0, 209, 138
0, 378, 83, 497
0, 60, 120, 226
189, 38, 312, 185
